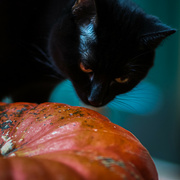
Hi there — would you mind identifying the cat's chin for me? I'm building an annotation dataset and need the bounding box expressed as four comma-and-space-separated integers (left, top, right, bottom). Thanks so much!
77, 92, 115, 107
80, 97, 111, 108
87, 102, 104, 108
77, 95, 104, 107
83, 101, 105, 108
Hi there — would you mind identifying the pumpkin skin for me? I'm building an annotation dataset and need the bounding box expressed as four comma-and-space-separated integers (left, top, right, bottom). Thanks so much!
0, 102, 158, 180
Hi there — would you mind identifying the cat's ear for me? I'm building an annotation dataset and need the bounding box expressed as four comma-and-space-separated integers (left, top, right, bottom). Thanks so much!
72, 0, 96, 24
72, 0, 82, 11
139, 17, 176, 49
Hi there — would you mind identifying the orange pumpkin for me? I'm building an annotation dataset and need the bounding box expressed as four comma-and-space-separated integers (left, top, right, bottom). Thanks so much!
0, 102, 158, 180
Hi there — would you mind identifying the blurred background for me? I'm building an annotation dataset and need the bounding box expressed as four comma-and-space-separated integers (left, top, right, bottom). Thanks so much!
50, 0, 180, 179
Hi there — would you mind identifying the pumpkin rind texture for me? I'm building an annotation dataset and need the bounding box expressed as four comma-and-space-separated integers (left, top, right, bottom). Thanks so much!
0, 102, 158, 180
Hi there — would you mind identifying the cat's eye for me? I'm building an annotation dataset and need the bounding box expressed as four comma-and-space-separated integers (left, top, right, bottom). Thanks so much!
115, 77, 129, 83
80, 62, 93, 73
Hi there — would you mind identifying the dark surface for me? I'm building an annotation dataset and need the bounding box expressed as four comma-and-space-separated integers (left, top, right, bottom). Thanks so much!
0, 0, 70, 102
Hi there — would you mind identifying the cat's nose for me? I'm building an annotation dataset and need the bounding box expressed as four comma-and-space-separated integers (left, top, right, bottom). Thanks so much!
88, 98, 102, 107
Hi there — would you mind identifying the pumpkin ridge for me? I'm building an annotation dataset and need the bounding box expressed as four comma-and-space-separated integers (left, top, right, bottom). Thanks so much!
35, 151, 145, 180
10, 129, 147, 162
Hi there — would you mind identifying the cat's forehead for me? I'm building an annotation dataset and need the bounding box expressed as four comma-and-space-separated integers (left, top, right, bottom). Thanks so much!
78, 2, 148, 75
79, 22, 136, 64
79, 24, 133, 75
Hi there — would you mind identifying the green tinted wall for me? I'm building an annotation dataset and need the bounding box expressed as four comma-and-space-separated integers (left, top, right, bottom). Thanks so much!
123, 0, 180, 163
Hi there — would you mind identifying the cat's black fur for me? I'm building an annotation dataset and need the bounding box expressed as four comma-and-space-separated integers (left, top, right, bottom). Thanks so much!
0, 0, 176, 106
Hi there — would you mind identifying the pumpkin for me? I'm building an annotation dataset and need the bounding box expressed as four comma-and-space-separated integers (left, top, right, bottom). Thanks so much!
0, 102, 158, 180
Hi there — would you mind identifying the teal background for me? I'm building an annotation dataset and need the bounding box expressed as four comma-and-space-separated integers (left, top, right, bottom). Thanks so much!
50, 0, 180, 164
132, 0, 180, 164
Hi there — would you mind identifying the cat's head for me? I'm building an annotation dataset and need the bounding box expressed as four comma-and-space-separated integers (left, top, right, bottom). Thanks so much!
49, 0, 176, 107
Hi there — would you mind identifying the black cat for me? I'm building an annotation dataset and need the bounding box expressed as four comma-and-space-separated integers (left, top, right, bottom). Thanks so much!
0, 0, 176, 107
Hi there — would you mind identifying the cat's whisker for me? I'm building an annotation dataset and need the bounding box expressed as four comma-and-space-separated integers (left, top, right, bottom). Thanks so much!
128, 50, 152, 63
109, 98, 137, 113
31, 44, 50, 60
64, 80, 74, 88
117, 97, 148, 107
32, 56, 61, 78
33, 57, 52, 67
22, 42, 63, 78
17, 40, 50, 62
117, 95, 154, 101
109, 102, 137, 113
129, 64, 151, 68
